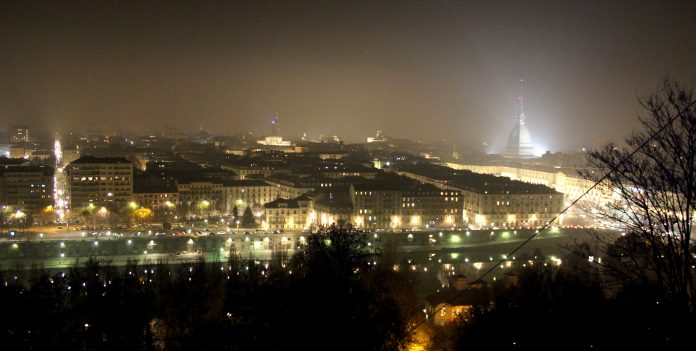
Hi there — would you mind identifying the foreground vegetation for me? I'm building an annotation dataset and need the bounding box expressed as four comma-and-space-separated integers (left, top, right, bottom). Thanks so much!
1, 226, 420, 351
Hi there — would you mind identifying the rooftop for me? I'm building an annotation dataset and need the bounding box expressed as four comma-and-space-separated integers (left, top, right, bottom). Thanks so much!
222, 179, 271, 187
0, 164, 54, 176
71, 155, 133, 165
399, 163, 559, 194
0, 156, 30, 166
263, 195, 311, 209
312, 191, 353, 211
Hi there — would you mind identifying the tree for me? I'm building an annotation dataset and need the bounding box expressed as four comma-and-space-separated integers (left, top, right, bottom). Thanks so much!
446, 259, 611, 351
37, 205, 55, 224
287, 225, 415, 350
196, 200, 211, 217
133, 207, 154, 224
582, 80, 696, 313
231, 205, 239, 220
241, 207, 256, 228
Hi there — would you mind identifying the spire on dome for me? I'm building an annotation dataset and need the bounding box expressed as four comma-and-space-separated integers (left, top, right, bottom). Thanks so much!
519, 79, 524, 114
518, 79, 526, 124
271, 113, 280, 136
504, 79, 535, 159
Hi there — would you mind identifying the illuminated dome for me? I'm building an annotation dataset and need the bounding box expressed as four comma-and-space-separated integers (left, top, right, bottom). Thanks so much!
504, 113, 535, 159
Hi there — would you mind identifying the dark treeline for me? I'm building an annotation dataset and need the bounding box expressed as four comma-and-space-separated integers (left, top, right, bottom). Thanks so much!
0, 226, 419, 351
429, 245, 695, 351
3, 230, 695, 350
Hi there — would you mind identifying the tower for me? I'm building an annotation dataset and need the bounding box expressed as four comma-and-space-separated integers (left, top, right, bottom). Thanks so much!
271, 113, 280, 137
504, 80, 535, 159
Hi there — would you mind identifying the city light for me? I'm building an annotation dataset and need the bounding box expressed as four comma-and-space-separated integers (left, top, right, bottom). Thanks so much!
391, 215, 401, 229
0, 5, 690, 346
354, 215, 364, 227
475, 214, 486, 226
409, 215, 421, 227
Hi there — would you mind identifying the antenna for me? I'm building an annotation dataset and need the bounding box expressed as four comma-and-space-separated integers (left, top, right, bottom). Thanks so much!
519, 79, 525, 115
271, 113, 280, 136
518, 79, 526, 124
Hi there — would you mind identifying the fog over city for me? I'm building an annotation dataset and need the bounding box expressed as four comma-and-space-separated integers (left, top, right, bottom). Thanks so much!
2, 1, 695, 151
3, 2, 696, 350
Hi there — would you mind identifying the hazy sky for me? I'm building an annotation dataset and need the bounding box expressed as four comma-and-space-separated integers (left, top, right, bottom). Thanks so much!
1, 0, 695, 152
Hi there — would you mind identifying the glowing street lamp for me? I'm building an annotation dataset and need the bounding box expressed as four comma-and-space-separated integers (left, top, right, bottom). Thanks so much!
10, 210, 26, 221
198, 200, 211, 211
410, 215, 421, 227
391, 215, 401, 229
354, 215, 364, 228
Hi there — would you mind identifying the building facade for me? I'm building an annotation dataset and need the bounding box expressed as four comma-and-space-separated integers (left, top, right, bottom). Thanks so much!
132, 191, 180, 215
350, 183, 461, 229
224, 180, 279, 214
176, 180, 225, 215
0, 164, 54, 214
447, 163, 617, 209
66, 156, 133, 210
263, 196, 313, 230
396, 164, 564, 228
461, 190, 564, 228
10, 126, 30, 143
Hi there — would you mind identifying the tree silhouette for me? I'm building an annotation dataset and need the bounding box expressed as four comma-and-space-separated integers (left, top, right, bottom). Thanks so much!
231, 205, 239, 220
241, 207, 256, 228
0, 226, 418, 350
582, 80, 696, 313
286, 224, 415, 350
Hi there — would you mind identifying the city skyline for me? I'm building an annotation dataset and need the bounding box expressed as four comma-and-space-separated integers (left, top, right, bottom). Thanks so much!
2, 1, 695, 152
1, 2, 696, 348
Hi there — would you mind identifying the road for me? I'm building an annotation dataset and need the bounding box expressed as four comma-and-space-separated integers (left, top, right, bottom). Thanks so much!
1, 227, 609, 268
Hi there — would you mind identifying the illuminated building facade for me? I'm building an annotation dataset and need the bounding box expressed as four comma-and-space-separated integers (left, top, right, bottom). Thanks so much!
10, 126, 30, 143
447, 163, 617, 208
263, 176, 315, 199
176, 180, 225, 214
132, 191, 180, 214
425, 275, 488, 327
350, 183, 461, 229
256, 115, 293, 146
395, 163, 564, 228
312, 191, 354, 227
461, 190, 563, 228
66, 156, 133, 210
222, 162, 290, 179
263, 195, 313, 230
0, 163, 54, 214
224, 180, 278, 213
366, 130, 386, 143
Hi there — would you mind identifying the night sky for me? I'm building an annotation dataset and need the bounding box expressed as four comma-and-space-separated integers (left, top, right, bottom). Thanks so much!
1, 0, 695, 152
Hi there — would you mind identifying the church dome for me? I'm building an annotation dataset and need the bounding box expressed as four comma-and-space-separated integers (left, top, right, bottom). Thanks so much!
504, 113, 535, 159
